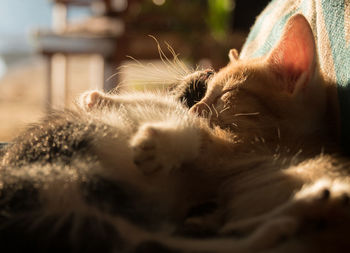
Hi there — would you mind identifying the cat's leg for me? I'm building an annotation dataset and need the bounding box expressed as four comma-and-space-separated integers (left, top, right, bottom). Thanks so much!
130, 121, 202, 175
155, 216, 299, 253
220, 178, 350, 236
241, 216, 299, 251
131, 121, 244, 179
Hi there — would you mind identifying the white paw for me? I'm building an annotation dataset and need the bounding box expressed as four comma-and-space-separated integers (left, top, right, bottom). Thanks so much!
131, 125, 165, 174
221, 216, 298, 250
79, 90, 105, 111
292, 179, 350, 219
221, 180, 350, 237
130, 123, 200, 175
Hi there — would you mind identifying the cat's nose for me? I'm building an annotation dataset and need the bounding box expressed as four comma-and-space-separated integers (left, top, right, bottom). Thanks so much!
189, 102, 210, 117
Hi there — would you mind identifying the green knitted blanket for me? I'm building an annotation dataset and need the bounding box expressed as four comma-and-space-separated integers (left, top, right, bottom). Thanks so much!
241, 0, 350, 151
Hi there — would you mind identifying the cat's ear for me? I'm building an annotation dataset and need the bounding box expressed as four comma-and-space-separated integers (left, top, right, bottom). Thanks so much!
229, 49, 239, 62
267, 14, 316, 94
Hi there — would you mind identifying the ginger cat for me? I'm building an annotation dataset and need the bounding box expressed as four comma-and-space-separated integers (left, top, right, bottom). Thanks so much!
192, 14, 338, 154
185, 14, 350, 252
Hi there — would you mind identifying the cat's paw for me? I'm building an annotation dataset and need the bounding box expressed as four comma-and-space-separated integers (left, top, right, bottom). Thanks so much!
79, 90, 109, 111
222, 216, 298, 250
221, 179, 350, 236
292, 179, 350, 219
131, 125, 164, 174
130, 123, 200, 175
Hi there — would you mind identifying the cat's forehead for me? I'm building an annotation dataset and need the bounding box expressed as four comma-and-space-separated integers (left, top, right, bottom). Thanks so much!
209, 62, 249, 90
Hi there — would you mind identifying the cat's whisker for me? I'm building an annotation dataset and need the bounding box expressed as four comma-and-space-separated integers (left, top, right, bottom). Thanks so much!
125, 55, 146, 68
291, 149, 303, 165
113, 41, 193, 91
149, 35, 184, 77
128, 58, 186, 77
164, 41, 190, 75
103, 64, 135, 84
122, 64, 153, 75
199, 101, 213, 118
212, 105, 219, 118
219, 107, 230, 114
109, 83, 128, 94
160, 46, 190, 78
121, 62, 165, 76
159, 49, 185, 77
117, 63, 186, 89
233, 112, 260, 117
107, 66, 134, 83
128, 80, 170, 84
106, 72, 120, 82
144, 62, 182, 78
145, 62, 162, 71
124, 80, 176, 86
122, 58, 182, 81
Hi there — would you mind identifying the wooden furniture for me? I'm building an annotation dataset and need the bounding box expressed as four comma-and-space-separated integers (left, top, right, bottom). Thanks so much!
34, 0, 241, 110
35, 0, 124, 110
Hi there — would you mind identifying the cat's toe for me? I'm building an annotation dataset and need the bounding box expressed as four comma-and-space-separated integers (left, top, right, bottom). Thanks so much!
132, 143, 162, 174
272, 179, 350, 224
80, 90, 104, 111
130, 126, 168, 175
130, 122, 199, 175
326, 187, 350, 213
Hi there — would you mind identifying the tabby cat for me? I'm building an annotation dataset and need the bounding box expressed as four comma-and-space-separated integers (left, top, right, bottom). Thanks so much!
0, 68, 287, 253
1, 13, 350, 253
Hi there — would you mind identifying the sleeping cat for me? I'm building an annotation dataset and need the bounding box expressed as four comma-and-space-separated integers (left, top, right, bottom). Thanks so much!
184, 14, 350, 251
0, 69, 218, 252
185, 16, 350, 250
79, 14, 350, 252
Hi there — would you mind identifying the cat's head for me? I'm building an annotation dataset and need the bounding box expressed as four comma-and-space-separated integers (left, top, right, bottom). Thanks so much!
191, 14, 338, 150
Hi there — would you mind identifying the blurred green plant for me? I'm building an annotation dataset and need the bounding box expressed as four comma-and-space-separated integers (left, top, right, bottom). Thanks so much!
207, 0, 235, 40
128, 0, 234, 40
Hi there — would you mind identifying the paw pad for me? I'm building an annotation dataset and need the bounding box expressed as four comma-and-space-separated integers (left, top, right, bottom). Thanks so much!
80, 90, 104, 111
131, 126, 165, 175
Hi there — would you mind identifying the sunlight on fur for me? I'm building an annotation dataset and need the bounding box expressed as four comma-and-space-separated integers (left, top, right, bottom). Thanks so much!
1, 7, 350, 253
113, 38, 195, 92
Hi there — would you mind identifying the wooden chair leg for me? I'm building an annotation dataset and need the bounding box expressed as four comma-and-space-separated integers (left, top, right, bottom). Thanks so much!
89, 54, 105, 91
50, 54, 68, 110
45, 55, 53, 112
103, 57, 116, 92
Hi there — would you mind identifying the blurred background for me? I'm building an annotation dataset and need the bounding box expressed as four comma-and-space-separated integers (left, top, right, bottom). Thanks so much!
0, 0, 269, 141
